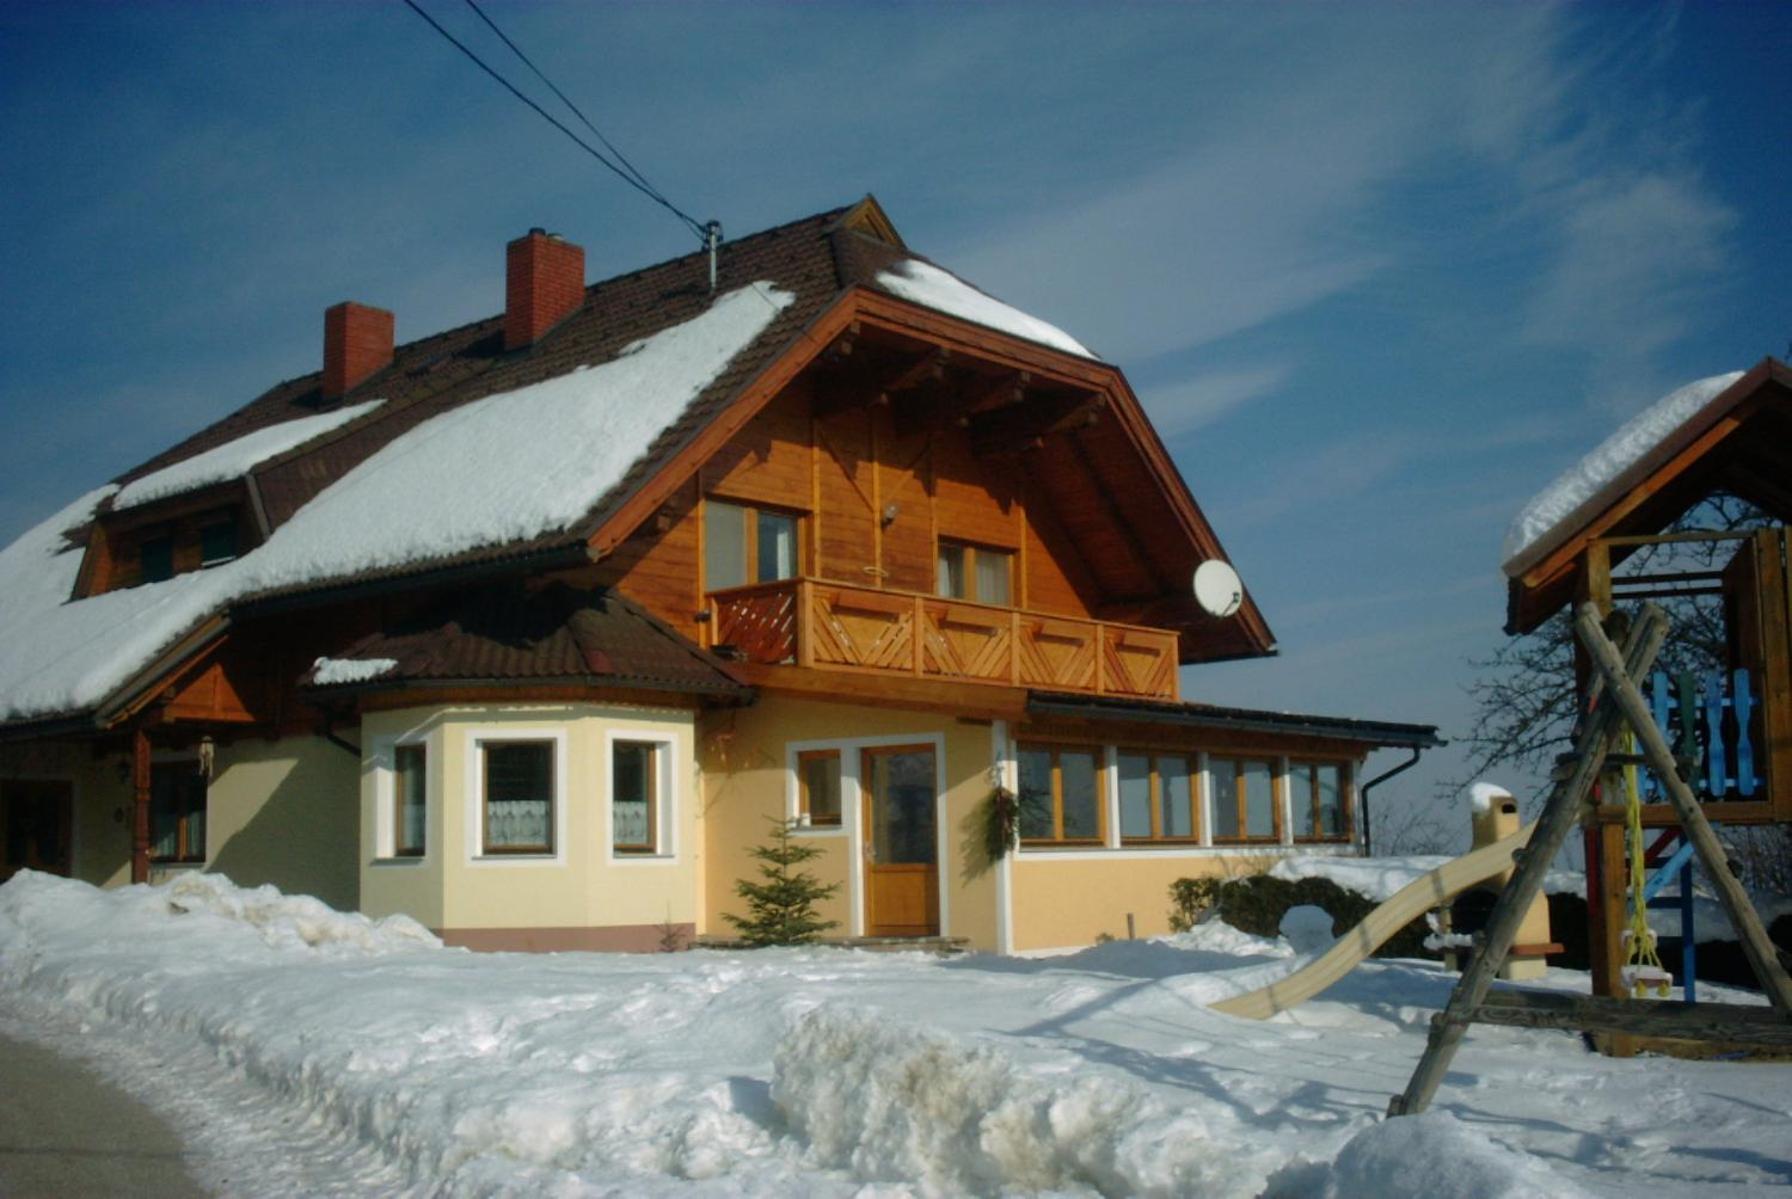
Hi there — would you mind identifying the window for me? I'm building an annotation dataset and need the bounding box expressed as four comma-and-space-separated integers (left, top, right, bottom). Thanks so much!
797, 749, 842, 827
1118, 751, 1200, 843
140, 535, 175, 584
481, 741, 554, 854
1017, 744, 1104, 844
1209, 756, 1277, 842
392, 744, 426, 857
150, 761, 206, 863
936, 541, 1013, 606
611, 741, 659, 853
705, 499, 799, 591
1291, 761, 1349, 841
199, 520, 238, 566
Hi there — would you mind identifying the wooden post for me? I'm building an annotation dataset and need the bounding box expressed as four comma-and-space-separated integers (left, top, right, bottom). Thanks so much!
912, 594, 924, 676
130, 727, 152, 884
1575, 602, 1792, 1015
1390, 608, 1665, 1117
1592, 805, 1634, 1057
797, 580, 814, 668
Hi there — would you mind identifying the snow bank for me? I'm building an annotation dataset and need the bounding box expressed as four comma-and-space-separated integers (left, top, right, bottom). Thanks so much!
312, 655, 398, 685
1501, 370, 1743, 570
0, 284, 789, 723
112, 399, 384, 510
773, 1005, 1257, 1195
2, 871, 1787, 1195
877, 259, 1096, 359
1269, 854, 1584, 901
1266, 1111, 1591, 1199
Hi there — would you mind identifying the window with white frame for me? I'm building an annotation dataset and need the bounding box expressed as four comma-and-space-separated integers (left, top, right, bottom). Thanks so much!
480, 740, 556, 855
611, 739, 668, 854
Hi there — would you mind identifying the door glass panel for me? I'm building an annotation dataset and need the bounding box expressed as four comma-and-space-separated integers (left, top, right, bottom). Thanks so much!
756, 510, 796, 582
704, 501, 746, 591
1158, 756, 1193, 838
1244, 760, 1275, 838
1211, 758, 1240, 839
868, 749, 936, 865
1017, 747, 1053, 839
1059, 750, 1100, 840
1118, 752, 1152, 838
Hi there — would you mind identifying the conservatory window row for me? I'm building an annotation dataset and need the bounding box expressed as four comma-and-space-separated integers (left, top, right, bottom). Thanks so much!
1016, 744, 1351, 848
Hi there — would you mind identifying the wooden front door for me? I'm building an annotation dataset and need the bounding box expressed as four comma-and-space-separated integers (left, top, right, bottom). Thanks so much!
1, 780, 74, 883
861, 744, 939, 937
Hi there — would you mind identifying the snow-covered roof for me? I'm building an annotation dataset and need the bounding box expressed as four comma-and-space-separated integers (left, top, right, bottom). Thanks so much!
1500, 370, 1744, 574
113, 399, 384, 511
876, 259, 1096, 361
310, 657, 399, 687
0, 284, 789, 724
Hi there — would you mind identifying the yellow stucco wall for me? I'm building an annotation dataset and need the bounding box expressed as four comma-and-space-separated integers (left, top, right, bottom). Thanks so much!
697, 697, 1003, 950
1010, 851, 1282, 952
358, 702, 701, 937
0, 739, 130, 887
204, 734, 360, 911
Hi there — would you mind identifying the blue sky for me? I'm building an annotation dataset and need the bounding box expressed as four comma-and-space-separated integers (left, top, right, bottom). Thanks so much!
2, 2, 1787, 834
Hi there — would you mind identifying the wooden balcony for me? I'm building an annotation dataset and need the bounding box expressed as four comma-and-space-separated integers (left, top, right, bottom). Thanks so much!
710, 578, 1179, 700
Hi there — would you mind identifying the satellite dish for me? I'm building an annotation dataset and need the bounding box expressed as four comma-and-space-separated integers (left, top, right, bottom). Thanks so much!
1192, 560, 1243, 619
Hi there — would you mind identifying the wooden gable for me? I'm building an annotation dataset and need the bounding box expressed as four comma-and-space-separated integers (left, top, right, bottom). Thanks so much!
584, 285, 1275, 665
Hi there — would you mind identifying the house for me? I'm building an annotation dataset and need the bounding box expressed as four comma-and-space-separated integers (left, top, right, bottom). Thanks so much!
1501, 358, 1792, 1000
0, 197, 1439, 953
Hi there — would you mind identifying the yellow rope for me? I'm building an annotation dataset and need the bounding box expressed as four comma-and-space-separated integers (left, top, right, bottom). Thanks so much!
1622, 735, 1672, 998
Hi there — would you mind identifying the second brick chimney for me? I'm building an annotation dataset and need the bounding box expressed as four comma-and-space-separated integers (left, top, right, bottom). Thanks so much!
323, 301, 395, 399
505, 229, 586, 350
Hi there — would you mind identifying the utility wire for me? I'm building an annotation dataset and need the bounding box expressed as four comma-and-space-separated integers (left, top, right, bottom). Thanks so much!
400, 0, 707, 242
460, 0, 675, 215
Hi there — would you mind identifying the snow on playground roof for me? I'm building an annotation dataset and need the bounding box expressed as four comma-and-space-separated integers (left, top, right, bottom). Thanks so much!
1500, 370, 1744, 574
0, 284, 789, 725
112, 399, 384, 511
876, 259, 1097, 360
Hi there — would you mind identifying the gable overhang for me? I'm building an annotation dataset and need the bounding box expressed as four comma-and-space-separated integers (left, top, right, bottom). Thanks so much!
1505, 358, 1792, 634
579, 286, 1276, 664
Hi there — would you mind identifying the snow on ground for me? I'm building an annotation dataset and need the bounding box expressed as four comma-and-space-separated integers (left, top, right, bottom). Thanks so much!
876, 259, 1097, 360
5, 873, 1788, 1197
1501, 370, 1744, 571
112, 399, 384, 510
0, 284, 790, 723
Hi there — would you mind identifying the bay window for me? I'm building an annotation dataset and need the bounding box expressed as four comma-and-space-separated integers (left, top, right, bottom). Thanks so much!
481, 740, 554, 854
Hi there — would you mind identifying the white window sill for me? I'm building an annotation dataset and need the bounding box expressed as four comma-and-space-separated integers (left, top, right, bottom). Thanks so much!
371, 857, 428, 867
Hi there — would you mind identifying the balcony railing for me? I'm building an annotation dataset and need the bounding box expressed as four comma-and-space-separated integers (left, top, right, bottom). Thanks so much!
710, 577, 1179, 700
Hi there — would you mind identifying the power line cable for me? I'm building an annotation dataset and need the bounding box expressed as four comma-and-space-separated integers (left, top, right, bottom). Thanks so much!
460, 0, 673, 212
399, 0, 707, 242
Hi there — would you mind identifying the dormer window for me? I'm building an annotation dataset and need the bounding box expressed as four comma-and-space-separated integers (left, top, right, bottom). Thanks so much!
140, 534, 175, 583
199, 520, 239, 567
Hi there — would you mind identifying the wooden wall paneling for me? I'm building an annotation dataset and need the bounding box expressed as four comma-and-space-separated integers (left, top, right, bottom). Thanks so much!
815, 407, 878, 585
932, 424, 1019, 549
874, 406, 934, 594
611, 476, 703, 639
1019, 475, 1102, 618
702, 387, 814, 512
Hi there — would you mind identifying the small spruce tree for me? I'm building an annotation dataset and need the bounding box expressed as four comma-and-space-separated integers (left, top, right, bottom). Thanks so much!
726, 818, 841, 946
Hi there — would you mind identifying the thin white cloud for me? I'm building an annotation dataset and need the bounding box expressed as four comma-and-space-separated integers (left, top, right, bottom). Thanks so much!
1523, 171, 1736, 412
1139, 363, 1291, 441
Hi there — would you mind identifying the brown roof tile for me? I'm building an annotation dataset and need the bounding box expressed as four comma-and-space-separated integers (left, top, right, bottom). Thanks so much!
303, 581, 748, 698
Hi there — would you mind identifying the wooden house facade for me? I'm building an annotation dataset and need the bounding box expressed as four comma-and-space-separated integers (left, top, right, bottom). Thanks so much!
0, 198, 1437, 953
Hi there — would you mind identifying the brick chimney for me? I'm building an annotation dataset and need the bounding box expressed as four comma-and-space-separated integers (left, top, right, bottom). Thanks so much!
323, 301, 395, 399
505, 228, 586, 350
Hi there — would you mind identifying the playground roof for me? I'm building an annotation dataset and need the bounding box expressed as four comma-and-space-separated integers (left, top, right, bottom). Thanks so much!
1504, 357, 1792, 635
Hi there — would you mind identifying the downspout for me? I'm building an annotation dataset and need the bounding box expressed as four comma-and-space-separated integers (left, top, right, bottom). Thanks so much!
1359, 746, 1424, 857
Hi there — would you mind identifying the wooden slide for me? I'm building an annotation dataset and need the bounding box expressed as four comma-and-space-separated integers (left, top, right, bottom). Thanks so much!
1210, 822, 1537, 1019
